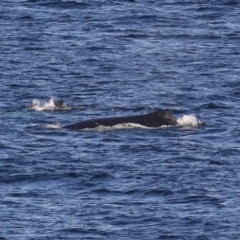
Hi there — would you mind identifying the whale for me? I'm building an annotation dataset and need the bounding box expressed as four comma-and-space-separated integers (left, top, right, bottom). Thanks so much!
63, 109, 178, 130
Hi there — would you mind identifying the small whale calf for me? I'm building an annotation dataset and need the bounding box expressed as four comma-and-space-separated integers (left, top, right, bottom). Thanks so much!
64, 109, 178, 130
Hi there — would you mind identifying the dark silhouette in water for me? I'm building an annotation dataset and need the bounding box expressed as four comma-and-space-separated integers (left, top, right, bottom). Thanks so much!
64, 109, 178, 130
53, 99, 65, 108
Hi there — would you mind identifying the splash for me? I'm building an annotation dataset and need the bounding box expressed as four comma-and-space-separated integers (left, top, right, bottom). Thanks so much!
29, 97, 70, 111
177, 115, 200, 127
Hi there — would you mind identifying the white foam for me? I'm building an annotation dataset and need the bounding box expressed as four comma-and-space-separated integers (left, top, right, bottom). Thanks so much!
43, 123, 61, 129
81, 123, 144, 131
83, 123, 170, 131
177, 115, 200, 127
30, 97, 70, 111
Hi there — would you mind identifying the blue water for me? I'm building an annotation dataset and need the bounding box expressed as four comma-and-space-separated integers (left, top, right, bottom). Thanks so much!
1, 0, 240, 239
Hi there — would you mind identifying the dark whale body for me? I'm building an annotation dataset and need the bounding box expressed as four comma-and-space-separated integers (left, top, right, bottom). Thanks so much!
64, 109, 178, 130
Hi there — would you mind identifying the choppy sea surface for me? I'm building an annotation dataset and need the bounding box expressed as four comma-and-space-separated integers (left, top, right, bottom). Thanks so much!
1, 0, 240, 239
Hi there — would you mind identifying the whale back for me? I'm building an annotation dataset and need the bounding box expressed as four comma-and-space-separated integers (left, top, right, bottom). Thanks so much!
64, 109, 177, 130
141, 110, 177, 127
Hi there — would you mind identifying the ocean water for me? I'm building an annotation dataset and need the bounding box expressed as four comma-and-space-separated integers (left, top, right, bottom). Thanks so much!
1, 0, 240, 239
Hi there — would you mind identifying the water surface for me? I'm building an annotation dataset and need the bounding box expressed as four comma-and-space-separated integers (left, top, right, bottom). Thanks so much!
0, 0, 240, 239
